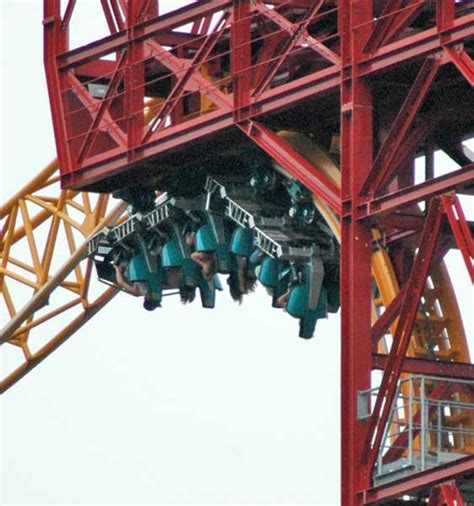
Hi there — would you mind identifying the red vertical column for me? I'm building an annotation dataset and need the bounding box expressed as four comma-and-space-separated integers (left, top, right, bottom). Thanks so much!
126, 0, 145, 161
43, 0, 71, 174
339, 1, 373, 504
232, 0, 251, 123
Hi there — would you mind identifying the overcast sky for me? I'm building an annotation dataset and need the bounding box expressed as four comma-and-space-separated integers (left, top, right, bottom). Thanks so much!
1, 2, 472, 505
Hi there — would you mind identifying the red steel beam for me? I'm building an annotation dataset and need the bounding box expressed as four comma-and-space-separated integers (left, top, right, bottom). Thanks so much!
372, 353, 474, 381
145, 40, 232, 110
232, 0, 252, 122
43, 0, 72, 175
58, 0, 233, 70
374, 212, 425, 231
339, 2, 374, 504
444, 45, 474, 86
109, 0, 125, 31
61, 0, 77, 29
239, 120, 341, 214
442, 194, 474, 282
437, 0, 455, 32
124, 0, 145, 156
357, 12, 473, 76
363, 0, 404, 54
363, 0, 427, 54
251, 30, 286, 91
371, 287, 406, 346
65, 73, 127, 150
100, 0, 120, 34
363, 455, 474, 504
370, 202, 472, 347
356, 165, 474, 219
429, 481, 466, 506
381, 1, 427, 49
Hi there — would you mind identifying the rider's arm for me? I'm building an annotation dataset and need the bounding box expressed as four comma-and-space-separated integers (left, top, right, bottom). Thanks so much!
114, 265, 142, 296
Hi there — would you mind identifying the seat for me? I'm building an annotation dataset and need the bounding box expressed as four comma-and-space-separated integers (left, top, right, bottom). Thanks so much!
128, 252, 164, 302
287, 285, 328, 339
195, 224, 218, 251
285, 260, 327, 339
258, 257, 279, 288
160, 233, 197, 286
298, 288, 328, 339
325, 281, 340, 313
161, 238, 184, 268
195, 216, 231, 273
230, 227, 254, 257
194, 267, 220, 309
161, 230, 221, 307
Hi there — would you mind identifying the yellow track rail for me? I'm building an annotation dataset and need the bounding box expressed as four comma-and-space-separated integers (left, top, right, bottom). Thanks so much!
0, 161, 124, 392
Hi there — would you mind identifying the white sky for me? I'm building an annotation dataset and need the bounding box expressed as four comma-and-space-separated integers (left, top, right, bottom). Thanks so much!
0, 2, 472, 505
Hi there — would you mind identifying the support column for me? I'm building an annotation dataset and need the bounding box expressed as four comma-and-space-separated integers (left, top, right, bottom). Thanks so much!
43, 0, 71, 173
232, 0, 251, 122
339, 1, 373, 504
126, 0, 145, 161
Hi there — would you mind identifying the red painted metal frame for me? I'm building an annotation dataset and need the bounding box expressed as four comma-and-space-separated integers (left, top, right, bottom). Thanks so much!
372, 354, 474, 381
356, 165, 474, 219
339, 1, 374, 502
42, 1, 474, 504
442, 194, 474, 282
428, 481, 466, 506
364, 455, 474, 504
44, 0, 474, 190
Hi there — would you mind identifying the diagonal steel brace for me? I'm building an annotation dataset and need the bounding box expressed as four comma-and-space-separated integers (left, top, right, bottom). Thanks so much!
362, 197, 445, 472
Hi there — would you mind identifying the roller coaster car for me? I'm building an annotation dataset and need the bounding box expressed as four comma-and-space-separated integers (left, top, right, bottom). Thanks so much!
87, 160, 340, 330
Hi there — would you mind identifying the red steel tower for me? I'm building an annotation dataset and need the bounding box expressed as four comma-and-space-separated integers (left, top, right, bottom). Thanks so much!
2, 1, 473, 504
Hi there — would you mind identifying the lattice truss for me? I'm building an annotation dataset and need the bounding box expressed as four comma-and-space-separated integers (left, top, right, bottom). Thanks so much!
43, 0, 474, 196
0, 162, 126, 392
